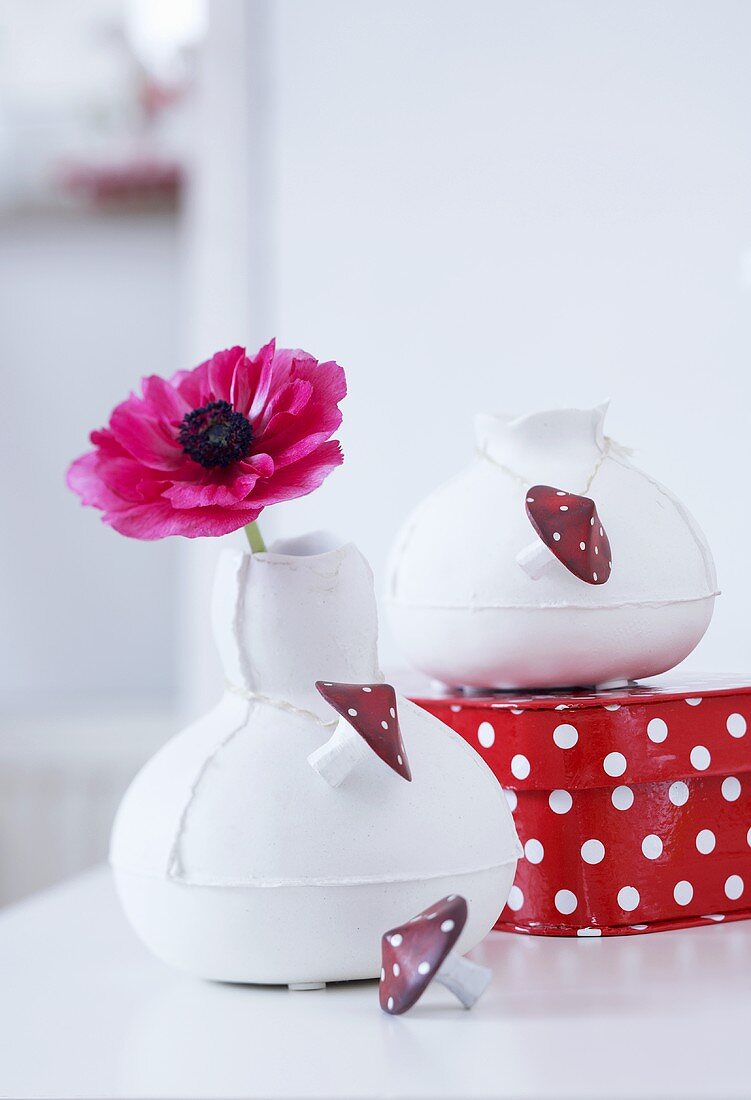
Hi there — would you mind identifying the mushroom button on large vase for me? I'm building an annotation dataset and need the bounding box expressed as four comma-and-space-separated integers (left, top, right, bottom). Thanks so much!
386, 405, 718, 690
110, 533, 520, 986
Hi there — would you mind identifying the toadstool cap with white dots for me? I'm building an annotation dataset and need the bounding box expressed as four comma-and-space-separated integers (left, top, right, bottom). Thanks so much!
379, 895, 466, 1014
525, 485, 612, 585
315, 681, 412, 780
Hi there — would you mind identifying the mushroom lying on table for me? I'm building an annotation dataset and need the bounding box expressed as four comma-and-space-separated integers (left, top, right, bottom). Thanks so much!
516, 484, 613, 585
379, 895, 492, 1015
308, 681, 412, 787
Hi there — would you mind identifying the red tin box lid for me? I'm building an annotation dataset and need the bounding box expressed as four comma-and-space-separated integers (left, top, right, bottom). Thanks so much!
409, 675, 751, 792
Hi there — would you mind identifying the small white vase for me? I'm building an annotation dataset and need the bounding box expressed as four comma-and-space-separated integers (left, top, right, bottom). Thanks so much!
110, 532, 519, 985
386, 406, 718, 690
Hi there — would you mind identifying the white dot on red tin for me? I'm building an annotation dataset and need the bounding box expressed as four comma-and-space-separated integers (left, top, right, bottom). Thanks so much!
390, 933, 403, 946
580, 541, 586, 550
669, 780, 690, 806
618, 886, 640, 912
603, 751, 627, 777
604, 704, 621, 712
702, 914, 725, 922
511, 707, 524, 714
674, 881, 694, 906
577, 927, 602, 937
724, 875, 744, 901
477, 721, 495, 748
612, 785, 634, 810
593, 572, 598, 581
527, 497, 535, 503
555, 890, 578, 915
721, 776, 741, 802
347, 708, 358, 717
511, 754, 531, 780
747, 826, 751, 848
524, 839, 544, 864
397, 754, 403, 765
450, 704, 461, 712
630, 924, 648, 931
727, 713, 747, 738
553, 532, 561, 541
553, 723, 578, 749
590, 517, 595, 526
417, 961, 430, 975
441, 920, 455, 933
690, 745, 711, 771
507, 885, 524, 911
641, 834, 663, 860
387, 996, 394, 1011
556, 491, 566, 496
696, 829, 716, 854
594, 546, 599, 555
392, 963, 400, 976
549, 789, 573, 814
389, 707, 396, 718
685, 697, 703, 707
381, 720, 389, 730
504, 788, 518, 812
581, 839, 605, 865
362, 686, 372, 692
647, 717, 668, 743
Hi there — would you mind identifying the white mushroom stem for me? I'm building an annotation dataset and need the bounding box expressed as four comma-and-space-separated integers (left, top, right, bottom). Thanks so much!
516, 537, 557, 580
434, 952, 492, 1009
308, 719, 369, 787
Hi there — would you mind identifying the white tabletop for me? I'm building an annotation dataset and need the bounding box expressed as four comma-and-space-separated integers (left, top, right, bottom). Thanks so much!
1, 867, 750, 1100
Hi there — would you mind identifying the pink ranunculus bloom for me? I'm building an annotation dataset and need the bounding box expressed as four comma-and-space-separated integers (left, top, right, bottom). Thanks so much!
67, 340, 346, 539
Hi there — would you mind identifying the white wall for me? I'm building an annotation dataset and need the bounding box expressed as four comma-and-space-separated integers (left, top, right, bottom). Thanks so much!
0, 211, 181, 707
267, 0, 751, 672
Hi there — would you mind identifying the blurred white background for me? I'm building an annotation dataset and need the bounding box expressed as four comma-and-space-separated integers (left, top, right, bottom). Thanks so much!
1, 0, 749, 904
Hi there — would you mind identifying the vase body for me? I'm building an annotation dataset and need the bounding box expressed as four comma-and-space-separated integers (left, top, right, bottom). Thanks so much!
386, 406, 717, 690
110, 533, 519, 984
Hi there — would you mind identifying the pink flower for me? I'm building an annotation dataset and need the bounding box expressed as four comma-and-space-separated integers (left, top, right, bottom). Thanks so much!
67, 340, 346, 539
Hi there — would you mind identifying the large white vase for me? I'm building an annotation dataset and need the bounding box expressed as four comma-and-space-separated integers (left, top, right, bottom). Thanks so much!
386, 405, 718, 690
110, 532, 519, 985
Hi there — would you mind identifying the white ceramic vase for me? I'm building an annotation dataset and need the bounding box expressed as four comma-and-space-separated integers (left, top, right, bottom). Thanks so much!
110, 532, 519, 985
386, 406, 718, 690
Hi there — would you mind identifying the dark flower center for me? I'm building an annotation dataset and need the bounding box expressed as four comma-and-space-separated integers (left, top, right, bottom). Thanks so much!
178, 400, 253, 468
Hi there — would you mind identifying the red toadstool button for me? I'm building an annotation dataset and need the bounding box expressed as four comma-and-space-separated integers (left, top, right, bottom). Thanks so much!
308, 681, 412, 787
379, 895, 492, 1015
516, 485, 612, 585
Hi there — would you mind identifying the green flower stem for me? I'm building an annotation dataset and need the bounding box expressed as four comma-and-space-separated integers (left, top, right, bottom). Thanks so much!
245, 521, 267, 554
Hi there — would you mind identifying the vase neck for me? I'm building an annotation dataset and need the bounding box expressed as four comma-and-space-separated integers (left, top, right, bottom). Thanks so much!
212, 538, 382, 720
475, 405, 609, 490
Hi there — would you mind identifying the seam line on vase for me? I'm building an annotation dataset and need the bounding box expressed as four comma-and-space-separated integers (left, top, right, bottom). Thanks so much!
385, 591, 720, 611
114, 858, 520, 887
224, 681, 340, 729
165, 699, 252, 879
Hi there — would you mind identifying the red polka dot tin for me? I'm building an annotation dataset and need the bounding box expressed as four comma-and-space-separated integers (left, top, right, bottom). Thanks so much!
409, 676, 751, 936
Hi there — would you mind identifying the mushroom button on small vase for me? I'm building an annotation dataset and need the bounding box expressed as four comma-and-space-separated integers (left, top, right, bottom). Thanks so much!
386, 404, 718, 691
67, 342, 520, 986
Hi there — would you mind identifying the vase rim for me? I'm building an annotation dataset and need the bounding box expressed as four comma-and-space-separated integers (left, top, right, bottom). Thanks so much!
228, 530, 357, 565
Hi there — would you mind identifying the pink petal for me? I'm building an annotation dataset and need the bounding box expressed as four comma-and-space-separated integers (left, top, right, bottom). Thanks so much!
247, 439, 343, 508
109, 395, 183, 471
238, 338, 276, 420
163, 473, 261, 509
208, 346, 246, 403
106, 500, 262, 539
141, 375, 191, 424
